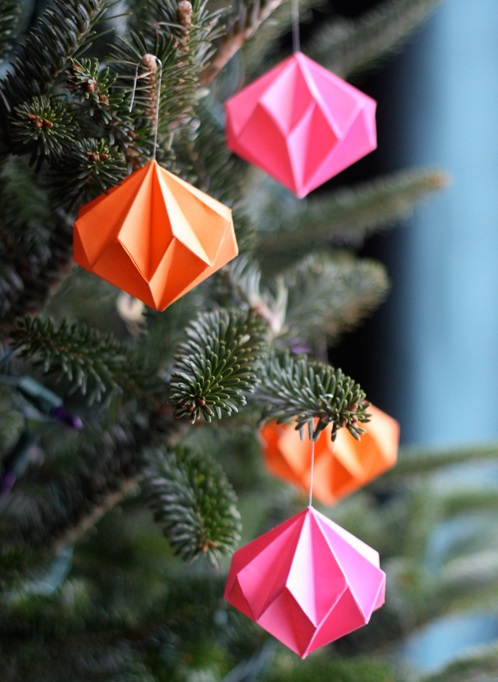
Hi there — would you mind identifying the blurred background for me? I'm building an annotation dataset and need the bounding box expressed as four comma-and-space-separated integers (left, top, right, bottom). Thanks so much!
340, 0, 498, 672
334, 0, 498, 450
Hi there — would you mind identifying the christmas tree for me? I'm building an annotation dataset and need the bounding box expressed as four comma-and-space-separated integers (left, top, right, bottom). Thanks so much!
2, 1, 498, 680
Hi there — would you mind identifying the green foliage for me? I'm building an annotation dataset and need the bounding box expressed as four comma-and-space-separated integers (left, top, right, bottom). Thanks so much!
242, 0, 327, 78
49, 137, 128, 208
10, 316, 162, 404
0, 0, 21, 65
67, 58, 124, 124
283, 253, 390, 348
0, 0, 472, 680
175, 99, 245, 203
0, 211, 73, 328
311, 0, 444, 78
384, 442, 498, 478
170, 308, 268, 422
0, 410, 163, 558
199, 0, 288, 84
261, 652, 397, 682
257, 351, 370, 440
258, 169, 449, 263
0, 0, 112, 126
421, 644, 498, 682
10, 95, 77, 161
143, 446, 242, 564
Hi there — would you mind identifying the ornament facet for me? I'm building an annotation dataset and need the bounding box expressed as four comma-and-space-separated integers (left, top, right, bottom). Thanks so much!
74, 160, 238, 311
260, 405, 399, 504
225, 51, 376, 198
224, 506, 385, 658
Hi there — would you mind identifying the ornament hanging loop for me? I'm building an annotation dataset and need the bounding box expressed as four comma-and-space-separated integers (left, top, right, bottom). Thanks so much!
129, 54, 163, 160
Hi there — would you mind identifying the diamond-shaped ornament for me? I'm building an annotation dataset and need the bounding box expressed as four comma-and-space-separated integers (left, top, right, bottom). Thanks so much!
225, 51, 377, 198
74, 160, 238, 311
260, 405, 399, 505
224, 506, 385, 658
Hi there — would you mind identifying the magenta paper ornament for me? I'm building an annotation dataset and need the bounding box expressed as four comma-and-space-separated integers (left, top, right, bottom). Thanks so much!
224, 506, 385, 658
225, 51, 377, 198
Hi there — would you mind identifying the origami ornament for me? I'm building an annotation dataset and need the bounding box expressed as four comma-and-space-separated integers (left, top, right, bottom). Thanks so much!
260, 405, 399, 505
225, 51, 376, 198
74, 160, 238, 311
224, 506, 385, 658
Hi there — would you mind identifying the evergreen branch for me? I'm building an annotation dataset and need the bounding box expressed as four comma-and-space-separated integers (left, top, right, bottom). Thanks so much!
0, 630, 154, 682
0, 411, 171, 558
9, 317, 162, 405
256, 352, 369, 440
176, 100, 245, 204
67, 58, 124, 125
440, 488, 498, 520
111, 0, 226, 163
382, 443, 498, 479
0, 0, 21, 66
216, 255, 287, 337
243, 0, 326, 77
434, 551, 498, 616
0, 210, 73, 330
283, 253, 389, 347
421, 644, 498, 682
310, 0, 444, 78
0, 0, 111, 127
262, 655, 395, 682
0, 262, 23, 315
199, 0, 286, 85
170, 308, 268, 422
258, 169, 448, 260
143, 447, 242, 564
48, 138, 128, 210
10, 95, 78, 161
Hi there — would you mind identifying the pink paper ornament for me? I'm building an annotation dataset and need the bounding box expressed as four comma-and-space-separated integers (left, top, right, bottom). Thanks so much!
224, 506, 385, 658
225, 51, 377, 198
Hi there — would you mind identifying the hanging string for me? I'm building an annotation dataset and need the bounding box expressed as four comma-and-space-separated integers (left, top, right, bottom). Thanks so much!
129, 55, 163, 160
292, 0, 300, 53
308, 437, 315, 507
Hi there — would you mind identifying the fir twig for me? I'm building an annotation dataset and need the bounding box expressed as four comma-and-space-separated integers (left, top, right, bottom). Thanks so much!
0, 411, 169, 557
0, 0, 21, 66
382, 443, 498, 479
258, 169, 448, 260
243, 0, 326, 77
199, 0, 286, 85
310, 0, 444, 78
283, 253, 389, 347
256, 351, 369, 440
9, 317, 163, 405
0, 210, 73, 330
170, 308, 268, 422
143, 447, 242, 564
0, 0, 112, 131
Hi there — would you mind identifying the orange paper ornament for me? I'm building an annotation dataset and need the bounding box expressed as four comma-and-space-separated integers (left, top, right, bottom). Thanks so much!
74, 160, 238, 311
260, 405, 399, 504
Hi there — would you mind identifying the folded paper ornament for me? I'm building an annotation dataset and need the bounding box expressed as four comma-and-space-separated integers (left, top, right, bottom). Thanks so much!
260, 405, 399, 505
225, 51, 376, 198
74, 160, 238, 311
224, 506, 385, 658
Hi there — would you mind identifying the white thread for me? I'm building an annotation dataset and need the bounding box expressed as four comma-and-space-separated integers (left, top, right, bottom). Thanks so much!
129, 56, 163, 160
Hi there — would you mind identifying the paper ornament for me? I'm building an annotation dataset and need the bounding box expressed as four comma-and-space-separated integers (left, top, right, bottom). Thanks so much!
225, 505, 385, 658
260, 405, 399, 505
225, 51, 376, 198
74, 160, 238, 311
